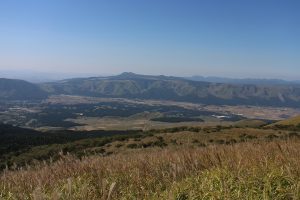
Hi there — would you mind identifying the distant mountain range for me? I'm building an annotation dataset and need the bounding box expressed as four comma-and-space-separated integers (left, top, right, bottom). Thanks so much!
2, 72, 300, 107
0, 70, 101, 83
185, 76, 300, 85
2, 70, 299, 85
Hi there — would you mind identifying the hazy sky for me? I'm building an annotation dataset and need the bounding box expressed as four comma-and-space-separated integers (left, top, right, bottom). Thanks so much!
0, 0, 299, 79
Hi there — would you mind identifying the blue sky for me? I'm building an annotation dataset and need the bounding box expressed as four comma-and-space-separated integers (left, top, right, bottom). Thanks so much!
0, 0, 299, 79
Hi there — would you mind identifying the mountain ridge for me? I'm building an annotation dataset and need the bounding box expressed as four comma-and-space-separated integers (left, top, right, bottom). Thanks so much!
2, 73, 300, 107
186, 76, 300, 85
39, 73, 300, 107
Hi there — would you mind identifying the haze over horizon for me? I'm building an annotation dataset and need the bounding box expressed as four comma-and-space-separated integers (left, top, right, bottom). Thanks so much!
0, 0, 299, 79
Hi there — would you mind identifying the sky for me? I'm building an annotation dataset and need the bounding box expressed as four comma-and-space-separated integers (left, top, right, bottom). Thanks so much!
0, 0, 299, 79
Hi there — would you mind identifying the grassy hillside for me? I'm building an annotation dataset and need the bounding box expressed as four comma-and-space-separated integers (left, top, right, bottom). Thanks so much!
0, 78, 48, 100
0, 124, 141, 168
40, 73, 300, 107
2, 121, 300, 169
1, 139, 300, 199
271, 115, 300, 126
267, 115, 300, 131
1, 121, 300, 199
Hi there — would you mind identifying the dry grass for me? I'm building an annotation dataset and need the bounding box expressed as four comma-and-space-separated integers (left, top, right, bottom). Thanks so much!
1, 139, 300, 199
269, 115, 300, 127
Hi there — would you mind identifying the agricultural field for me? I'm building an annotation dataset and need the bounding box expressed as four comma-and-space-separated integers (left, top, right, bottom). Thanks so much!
1, 95, 300, 131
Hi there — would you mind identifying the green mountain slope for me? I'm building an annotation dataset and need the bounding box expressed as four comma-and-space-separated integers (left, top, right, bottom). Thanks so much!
0, 78, 48, 100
